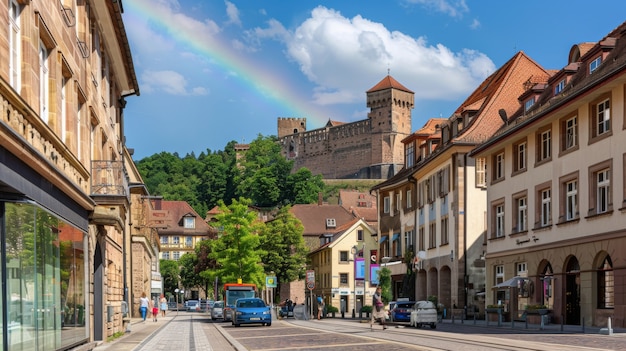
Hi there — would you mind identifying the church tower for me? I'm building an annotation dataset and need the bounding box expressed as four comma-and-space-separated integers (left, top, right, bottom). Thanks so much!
367, 75, 414, 178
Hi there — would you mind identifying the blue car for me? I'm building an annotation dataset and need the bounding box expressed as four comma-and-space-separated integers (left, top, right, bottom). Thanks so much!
232, 298, 272, 327
390, 301, 415, 322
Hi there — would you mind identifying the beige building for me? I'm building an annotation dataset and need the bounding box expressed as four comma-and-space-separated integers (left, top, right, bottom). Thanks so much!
0, 0, 140, 349
307, 218, 378, 316
372, 52, 549, 317
470, 21, 626, 327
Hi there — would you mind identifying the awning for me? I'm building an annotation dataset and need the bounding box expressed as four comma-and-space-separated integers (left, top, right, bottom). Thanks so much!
379, 236, 388, 244
392, 233, 400, 241
492, 276, 523, 290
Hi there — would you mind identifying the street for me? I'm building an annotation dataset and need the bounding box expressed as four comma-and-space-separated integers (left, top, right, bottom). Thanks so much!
93, 311, 626, 351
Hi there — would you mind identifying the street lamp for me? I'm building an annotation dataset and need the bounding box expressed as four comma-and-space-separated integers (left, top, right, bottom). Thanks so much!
174, 289, 179, 315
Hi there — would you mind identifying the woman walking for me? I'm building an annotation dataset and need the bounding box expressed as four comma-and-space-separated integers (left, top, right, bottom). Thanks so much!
160, 294, 168, 317
139, 292, 150, 322
371, 286, 387, 330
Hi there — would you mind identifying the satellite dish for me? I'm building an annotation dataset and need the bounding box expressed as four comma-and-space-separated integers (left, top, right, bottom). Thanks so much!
417, 251, 426, 259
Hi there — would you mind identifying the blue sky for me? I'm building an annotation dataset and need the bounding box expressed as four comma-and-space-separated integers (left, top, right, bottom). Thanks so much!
122, 0, 626, 160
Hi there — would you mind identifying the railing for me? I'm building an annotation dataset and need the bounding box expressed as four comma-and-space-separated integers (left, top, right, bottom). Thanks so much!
91, 160, 127, 196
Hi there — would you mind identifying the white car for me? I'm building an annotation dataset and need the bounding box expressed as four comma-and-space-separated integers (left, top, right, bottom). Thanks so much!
409, 300, 437, 329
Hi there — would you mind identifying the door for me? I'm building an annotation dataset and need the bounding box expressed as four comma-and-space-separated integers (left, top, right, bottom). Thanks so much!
565, 258, 580, 325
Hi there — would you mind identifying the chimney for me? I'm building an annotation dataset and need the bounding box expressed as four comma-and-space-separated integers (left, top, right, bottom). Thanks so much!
318, 192, 323, 206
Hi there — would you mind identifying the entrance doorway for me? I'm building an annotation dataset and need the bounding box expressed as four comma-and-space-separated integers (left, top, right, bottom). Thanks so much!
565, 257, 580, 325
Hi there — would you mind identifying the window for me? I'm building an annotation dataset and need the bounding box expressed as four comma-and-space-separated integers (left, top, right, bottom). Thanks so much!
540, 188, 551, 227
428, 222, 436, 249
560, 173, 579, 222
418, 226, 425, 251
185, 236, 193, 248
406, 189, 412, 209
173, 251, 180, 260
339, 273, 348, 285
476, 157, 486, 187
513, 140, 527, 173
517, 262, 527, 276
396, 193, 401, 212
589, 56, 602, 73
566, 180, 578, 220
537, 128, 551, 162
162, 252, 170, 260
61, 77, 68, 142
495, 265, 504, 285
404, 230, 414, 252
597, 256, 614, 309
393, 235, 401, 257
9, 0, 21, 90
591, 166, 611, 215
161, 236, 169, 244
184, 217, 195, 229
554, 79, 565, 95
339, 251, 349, 263
589, 94, 611, 142
357, 229, 364, 241
493, 152, 504, 181
494, 203, 505, 238
173, 236, 180, 244
440, 217, 449, 245
515, 195, 527, 232
326, 218, 336, 227
560, 115, 578, 152
406, 142, 414, 167
383, 196, 390, 213
39, 40, 49, 123
524, 97, 535, 112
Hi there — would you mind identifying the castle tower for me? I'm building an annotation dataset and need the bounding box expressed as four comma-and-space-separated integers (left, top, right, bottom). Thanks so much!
367, 75, 414, 178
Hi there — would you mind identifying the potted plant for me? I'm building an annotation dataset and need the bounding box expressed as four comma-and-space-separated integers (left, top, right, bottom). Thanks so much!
361, 305, 372, 318
486, 304, 504, 313
525, 304, 549, 315
326, 305, 338, 318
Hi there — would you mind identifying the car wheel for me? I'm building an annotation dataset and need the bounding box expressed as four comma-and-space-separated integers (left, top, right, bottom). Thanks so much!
234, 323, 240, 327
416, 323, 421, 328
430, 323, 436, 329
267, 322, 271, 326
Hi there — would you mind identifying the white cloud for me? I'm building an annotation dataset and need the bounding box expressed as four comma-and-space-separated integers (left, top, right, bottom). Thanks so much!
141, 70, 208, 96
256, 6, 495, 105
225, 1, 242, 26
470, 18, 481, 29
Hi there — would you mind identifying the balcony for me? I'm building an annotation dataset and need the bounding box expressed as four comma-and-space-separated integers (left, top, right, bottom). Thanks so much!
91, 160, 127, 197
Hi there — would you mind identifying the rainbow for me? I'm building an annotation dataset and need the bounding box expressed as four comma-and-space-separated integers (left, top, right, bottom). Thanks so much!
124, 0, 331, 127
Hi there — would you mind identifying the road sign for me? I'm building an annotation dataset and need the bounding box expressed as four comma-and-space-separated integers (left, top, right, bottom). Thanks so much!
266, 276, 277, 288
307, 281, 315, 290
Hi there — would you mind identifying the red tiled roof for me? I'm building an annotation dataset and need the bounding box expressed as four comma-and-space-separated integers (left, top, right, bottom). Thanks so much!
155, 200, 215, 236
289, 204, 357, 237
367, 75, 414, 94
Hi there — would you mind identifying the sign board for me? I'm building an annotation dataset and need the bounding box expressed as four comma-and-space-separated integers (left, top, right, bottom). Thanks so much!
265, 276, 277, 288
307, 281, 315, 290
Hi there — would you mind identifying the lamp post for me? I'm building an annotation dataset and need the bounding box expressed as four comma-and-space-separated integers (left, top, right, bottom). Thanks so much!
174, 289, 179, 315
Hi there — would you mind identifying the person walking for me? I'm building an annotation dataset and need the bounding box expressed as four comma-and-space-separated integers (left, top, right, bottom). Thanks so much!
159, 294, 168, 317
139, 292, 150, 322
371, 286, 387, 330
317, 295, 324, 320
152, 298, 159, 322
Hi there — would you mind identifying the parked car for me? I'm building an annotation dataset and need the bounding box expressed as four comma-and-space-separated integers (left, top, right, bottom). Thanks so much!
211, 301, 224, 320
390, 301, 415, 322
185, 300, 200, 312
409, 300, 438, 329
232, 298, 271, 327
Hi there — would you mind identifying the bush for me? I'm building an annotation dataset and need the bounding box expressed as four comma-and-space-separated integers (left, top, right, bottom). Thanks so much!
326, 305, 338, 313
360, 305, 373, 313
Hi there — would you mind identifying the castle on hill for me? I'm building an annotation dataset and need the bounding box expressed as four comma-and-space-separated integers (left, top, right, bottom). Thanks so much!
278, 75, 414, 179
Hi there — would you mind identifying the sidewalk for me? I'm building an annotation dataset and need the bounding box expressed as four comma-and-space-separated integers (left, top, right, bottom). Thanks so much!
91, 314, 174, 351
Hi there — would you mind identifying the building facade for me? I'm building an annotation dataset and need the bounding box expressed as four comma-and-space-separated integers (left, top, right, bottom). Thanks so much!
0, 0, 139, 350
278, 75, 414, 180
471, 21, 626, 328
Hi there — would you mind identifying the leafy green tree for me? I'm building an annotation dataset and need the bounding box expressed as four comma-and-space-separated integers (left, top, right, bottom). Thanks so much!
179, 252, 206, 296
195, 239, 219, 299
210, 198, 265, 287
378, 267, 392, 304
160, 259, 180, 296
259, 206, 308, 290
285, 167, 325, 204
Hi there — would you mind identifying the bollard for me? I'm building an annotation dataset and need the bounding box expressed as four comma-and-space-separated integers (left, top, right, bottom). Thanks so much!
539, 315, 542, 330
561, 315, 564, 332
512, 319, 515, 329
609, 317, 613, 335
582, 317, 585, 333
526, 317, 528, 329
474, 311, 476, 325
498, 310, 502, 327
452, 311, 455, 323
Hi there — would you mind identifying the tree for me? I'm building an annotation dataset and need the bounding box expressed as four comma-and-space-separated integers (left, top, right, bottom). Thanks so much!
195, 239, 219, 299
210, 198, 265, 287
160, 259, 180, 297
378, 267, 392, 304
179, 252, 205, 297
259, 206, 308, 290
284, 167, 325, 204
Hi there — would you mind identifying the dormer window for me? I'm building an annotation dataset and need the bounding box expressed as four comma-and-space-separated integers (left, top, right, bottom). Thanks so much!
326, 218, 336, 228
524, 97, 535, 112
184, 217, 195, 229
590, 56, 602, 73
554, 79, 565, 95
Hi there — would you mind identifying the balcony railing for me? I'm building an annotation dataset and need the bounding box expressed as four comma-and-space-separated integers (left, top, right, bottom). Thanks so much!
91, 160, 127, 196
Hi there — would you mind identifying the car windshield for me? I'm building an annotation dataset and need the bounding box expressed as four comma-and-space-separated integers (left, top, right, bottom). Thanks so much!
397, 303, 413, 309
237, 300, 265, 308
213, 301, 224, 308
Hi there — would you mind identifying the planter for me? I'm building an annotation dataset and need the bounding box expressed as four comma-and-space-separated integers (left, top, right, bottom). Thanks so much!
486, 308, 504, 314
526, 308, 550, 315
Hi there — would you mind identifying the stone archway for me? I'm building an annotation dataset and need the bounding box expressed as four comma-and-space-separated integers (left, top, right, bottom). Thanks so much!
416, 269, 427, 301
439, 266, 452, 309
427, 267, 438, 301
564, 256, 580, 325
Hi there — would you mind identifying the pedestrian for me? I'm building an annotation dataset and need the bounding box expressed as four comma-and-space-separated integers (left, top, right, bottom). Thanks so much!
152, 298, 159, 322
371, 286, 387, 330
160, 294, 168, 317
317, 295, 324, 320
139, 292, 150, 322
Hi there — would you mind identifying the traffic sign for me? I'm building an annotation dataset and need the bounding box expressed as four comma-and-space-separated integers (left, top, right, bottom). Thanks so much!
307, 281, 315, 290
